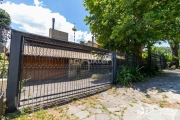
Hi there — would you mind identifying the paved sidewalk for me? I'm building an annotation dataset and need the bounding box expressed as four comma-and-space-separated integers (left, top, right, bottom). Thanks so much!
39, 70, 180, 120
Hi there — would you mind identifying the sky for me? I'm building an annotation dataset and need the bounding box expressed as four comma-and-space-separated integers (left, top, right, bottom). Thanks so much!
0, 0, 169, 47
0, 0, 92, 43
155, 41, 169, 47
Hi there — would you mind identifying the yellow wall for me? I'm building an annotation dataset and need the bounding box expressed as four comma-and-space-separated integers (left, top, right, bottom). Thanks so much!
86, 41, 100, 48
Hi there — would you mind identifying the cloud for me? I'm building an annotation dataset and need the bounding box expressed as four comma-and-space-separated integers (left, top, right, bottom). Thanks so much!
34, 0, 43, 7
0, 0, 92, 42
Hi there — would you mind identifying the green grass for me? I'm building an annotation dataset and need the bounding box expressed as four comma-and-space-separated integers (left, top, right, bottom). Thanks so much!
4, 109, 60, 120
121, 107, 127, 117
91, 74, 109, 79
159, 100, 165, 108
101, 104, 107, 111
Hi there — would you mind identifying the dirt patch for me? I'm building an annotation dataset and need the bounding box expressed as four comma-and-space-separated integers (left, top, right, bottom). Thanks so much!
140, 97, 180, 109
159, 100, 180, 108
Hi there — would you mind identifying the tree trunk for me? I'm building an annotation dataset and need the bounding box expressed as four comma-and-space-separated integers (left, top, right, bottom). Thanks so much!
133, 44, 142, 66
147, 43, 151, 67
169, 41, 179, 68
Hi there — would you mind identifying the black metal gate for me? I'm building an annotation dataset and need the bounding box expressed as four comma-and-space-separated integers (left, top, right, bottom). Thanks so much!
6, 30, 115, 112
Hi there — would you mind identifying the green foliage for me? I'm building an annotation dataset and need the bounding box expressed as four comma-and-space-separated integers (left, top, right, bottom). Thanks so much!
91, 73, 109, 79
152, 0, 180, 67
151, 46, 180, 67
142, 52, 148, 59
21, 106, 33, 114
20, 78, 31, 93
0, 8, 11, 44
116, 64, 161, 86
139, 64, 160, 77
4, 109, 47, 120
83, 0, 167, 54
143, 46, 177, 67
0, 53, 8, 78
116, 66, 144, 86
84, 0, 180, 66
151, 46, 173, 65
0, 8, 11, 28
151, 46, 171, 56
32, 110, 47, 119
4, 110, 27, 120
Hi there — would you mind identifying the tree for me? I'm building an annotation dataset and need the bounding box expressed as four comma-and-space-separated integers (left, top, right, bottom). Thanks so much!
152, 0, 180, 68
84, 0, 180, 67
83, 0, 160, 54
0, 8, 11, 44
0, 8, 11, 78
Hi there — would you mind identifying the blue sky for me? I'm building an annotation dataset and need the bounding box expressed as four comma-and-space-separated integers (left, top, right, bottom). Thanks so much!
155, 41, 169, 47
0, 0, 169, 47
0, 0, 91, 42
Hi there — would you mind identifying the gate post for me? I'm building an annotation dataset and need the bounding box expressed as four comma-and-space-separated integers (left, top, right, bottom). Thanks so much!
6, 30, 23, 113
112, 52, 116, 84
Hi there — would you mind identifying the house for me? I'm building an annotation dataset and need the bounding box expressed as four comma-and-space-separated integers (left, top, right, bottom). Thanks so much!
86, 41, 101, 48
80, 41, 101, 48
6, 29, 111, 82
6, 44, 111, 81
49, 28, 68, 41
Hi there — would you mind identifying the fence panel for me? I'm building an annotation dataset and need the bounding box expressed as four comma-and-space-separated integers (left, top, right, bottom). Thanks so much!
151, 53, 161, 70
6, 30, 163, 112
116, 52, 141, 70
6, 30, 114, 111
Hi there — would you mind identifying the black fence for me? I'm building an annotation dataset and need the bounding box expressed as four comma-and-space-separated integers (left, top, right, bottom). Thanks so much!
116, 52, 162, 69
3, 29, 163, 113
6, 30, 115, 112
151, 53, 161, 69
116, 52, 142, 70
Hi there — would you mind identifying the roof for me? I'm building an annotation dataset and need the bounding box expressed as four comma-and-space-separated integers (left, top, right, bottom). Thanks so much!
87, 41, 100, 46
7, 45, 112, 61
6, 45, 127, 61
6, 29, 116, 61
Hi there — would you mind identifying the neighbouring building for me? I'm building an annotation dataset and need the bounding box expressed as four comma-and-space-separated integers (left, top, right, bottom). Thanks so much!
6, 29, 111, 81
49, 28, 68, 41
80, 41, 101, 48
6, 45, 111, 81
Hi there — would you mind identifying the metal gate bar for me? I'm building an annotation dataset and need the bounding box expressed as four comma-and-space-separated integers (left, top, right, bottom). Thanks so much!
6, 30, 114, 112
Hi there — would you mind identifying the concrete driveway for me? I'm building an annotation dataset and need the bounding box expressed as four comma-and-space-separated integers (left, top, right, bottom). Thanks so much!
45, 70, 180, 120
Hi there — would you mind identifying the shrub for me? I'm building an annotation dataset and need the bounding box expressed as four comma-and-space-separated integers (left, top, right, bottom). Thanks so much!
116, 64, 161, 86
116, 66, 144, 86
0, 53, 8, 78
139, 64, 160, 77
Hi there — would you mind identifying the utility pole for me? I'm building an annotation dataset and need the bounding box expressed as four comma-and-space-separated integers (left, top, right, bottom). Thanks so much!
72, 23, 77, 42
